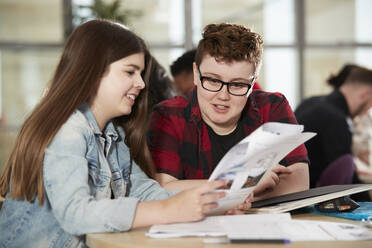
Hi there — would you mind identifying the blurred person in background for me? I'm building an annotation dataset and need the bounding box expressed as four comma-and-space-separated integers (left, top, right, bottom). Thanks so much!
295, 64, 372, 201
352, 108, 372, 180
147, 56, 174, 111
170, 49, 197, 96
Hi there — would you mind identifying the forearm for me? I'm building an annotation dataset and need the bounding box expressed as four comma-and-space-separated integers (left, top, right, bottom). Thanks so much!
161, 179, 207, 191
254, 162, 309, 201
132, 180, 227, 229
132, 200, 169, 228
155, 173, 207, 191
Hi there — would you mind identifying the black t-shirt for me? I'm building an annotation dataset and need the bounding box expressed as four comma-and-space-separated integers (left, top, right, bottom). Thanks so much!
206, 121, 245, 168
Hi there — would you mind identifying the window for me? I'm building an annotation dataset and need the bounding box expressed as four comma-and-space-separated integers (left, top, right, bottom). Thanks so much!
304, 0, 372, 98
1, 0, 372, 170
0, 0, 64, 169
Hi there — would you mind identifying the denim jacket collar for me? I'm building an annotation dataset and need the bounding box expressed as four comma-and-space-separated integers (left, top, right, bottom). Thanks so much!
78, 103, 119, 141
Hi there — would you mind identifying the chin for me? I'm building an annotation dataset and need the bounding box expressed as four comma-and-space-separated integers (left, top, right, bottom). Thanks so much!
119, 108, 132, 116
211, 118, 231, 126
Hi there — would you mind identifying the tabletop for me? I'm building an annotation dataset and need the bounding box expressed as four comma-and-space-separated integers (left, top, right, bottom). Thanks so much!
86, 213, 372, 248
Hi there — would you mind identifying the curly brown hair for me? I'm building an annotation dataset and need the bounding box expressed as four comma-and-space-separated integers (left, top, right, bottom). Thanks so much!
195, 23, 263, 73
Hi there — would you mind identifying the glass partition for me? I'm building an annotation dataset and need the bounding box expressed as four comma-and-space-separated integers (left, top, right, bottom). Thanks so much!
0, 0, 63, 43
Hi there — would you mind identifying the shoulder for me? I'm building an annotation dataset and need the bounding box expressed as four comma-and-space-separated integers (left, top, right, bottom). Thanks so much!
296, 96, 342, 120
295, 96, 323, 112
250, 90, 288, 107
249, 91, 292, 115
47, 110, 93, 152
247, 90, 298, 124
59, 110, 92, 136
156, 96, 188, 111
148, 94, 197, 142
153, 95, 189, 116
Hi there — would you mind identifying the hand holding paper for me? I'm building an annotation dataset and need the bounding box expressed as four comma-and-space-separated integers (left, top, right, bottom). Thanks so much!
253, 165, 292, 197
225, 193, 254, 215
207, 122, 316, 215
161, 180, 227, 222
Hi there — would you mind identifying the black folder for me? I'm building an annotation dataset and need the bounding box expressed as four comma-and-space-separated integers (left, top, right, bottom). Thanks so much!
248, 184, 372, 214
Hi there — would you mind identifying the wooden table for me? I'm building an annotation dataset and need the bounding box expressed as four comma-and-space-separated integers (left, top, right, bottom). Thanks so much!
86, 213, 372, 248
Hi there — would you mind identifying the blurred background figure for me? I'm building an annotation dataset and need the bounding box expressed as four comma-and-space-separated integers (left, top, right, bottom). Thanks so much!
147, 56, 175, 111
295, 64, 372, 201
352, 108, 372, 180
170, 49, 197, 96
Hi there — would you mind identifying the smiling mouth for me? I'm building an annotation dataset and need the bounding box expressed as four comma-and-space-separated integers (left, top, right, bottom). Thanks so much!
126, 94, 136, 101
214, 104, 229, 110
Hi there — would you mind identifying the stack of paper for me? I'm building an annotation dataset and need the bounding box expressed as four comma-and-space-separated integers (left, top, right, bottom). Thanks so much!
147, 213, 291, 239
147, 213, 372, 241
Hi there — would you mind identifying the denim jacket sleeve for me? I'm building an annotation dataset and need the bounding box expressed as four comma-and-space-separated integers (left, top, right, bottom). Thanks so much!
42, 112, 171, 236
128, 161, 175, 201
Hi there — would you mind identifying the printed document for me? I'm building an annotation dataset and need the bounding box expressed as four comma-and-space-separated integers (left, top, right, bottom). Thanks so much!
207, 122, 316, 215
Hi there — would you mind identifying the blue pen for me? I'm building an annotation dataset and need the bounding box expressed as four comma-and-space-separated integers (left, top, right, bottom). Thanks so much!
229, 238, 291, 244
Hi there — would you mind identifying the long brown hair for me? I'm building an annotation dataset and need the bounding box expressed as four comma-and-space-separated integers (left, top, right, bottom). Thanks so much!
0, 19, 154, 204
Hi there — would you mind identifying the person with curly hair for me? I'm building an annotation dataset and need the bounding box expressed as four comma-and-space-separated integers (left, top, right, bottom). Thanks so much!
148, 23, 309, 201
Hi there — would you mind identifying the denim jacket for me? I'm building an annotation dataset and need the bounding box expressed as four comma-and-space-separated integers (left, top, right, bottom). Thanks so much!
0, 103, 173, 248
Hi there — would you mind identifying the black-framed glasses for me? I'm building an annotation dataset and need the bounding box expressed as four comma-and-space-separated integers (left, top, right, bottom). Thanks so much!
197, 67, 254, 96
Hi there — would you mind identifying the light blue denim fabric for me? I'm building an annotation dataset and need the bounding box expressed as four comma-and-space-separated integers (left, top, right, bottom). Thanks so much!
0, 103, 174, 248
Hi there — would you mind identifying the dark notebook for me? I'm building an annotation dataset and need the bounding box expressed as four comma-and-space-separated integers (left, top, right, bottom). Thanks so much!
248, 184, 372, 214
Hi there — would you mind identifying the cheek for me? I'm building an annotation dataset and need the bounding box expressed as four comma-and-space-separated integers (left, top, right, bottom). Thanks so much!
232, 98, 247, 113
197, 87, 215, 105
116, 80, 132, 96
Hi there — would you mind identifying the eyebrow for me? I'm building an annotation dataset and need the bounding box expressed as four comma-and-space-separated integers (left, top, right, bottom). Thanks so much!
126, 64, 142, 70
203, 72, 253, 82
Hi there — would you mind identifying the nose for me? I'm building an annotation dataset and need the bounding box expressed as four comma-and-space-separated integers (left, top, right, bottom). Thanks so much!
217, 84, 230, 100
135, 74, 145, 89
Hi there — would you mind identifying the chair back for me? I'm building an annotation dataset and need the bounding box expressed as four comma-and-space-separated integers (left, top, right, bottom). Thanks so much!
316, 154, 355, 187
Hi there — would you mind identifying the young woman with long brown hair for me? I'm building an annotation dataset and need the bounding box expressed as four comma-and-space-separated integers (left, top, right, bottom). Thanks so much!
0, 19, 231, 247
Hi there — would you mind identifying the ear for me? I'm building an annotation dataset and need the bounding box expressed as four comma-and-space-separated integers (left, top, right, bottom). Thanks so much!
360, 86, 372, 100
193, 62, 198, 86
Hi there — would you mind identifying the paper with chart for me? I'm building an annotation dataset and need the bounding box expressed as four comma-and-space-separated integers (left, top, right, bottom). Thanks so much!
207, 122, 316, 215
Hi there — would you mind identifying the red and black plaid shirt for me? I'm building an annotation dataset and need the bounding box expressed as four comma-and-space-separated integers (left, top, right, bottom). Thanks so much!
147, 89, 309, 179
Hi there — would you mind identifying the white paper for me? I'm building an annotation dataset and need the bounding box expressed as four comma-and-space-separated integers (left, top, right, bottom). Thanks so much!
146, 216, 225, 238
224, 219, 372, 241
147, 213, 372, 241
147, 213, 291, 238
208, 122, 316, 215
289, 220, 372, 241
